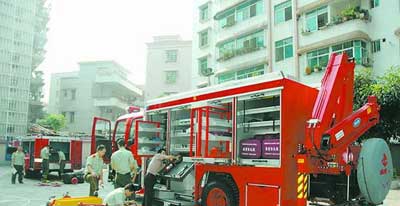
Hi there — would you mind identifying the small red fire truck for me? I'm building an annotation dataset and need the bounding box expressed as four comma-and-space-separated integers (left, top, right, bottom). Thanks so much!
20, 135, 83, 176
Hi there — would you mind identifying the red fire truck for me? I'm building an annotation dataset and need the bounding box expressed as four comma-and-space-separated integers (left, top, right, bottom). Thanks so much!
20, 135, 83, 177
91, 54, 392, 206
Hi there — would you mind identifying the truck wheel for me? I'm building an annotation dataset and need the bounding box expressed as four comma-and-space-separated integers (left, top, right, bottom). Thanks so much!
201, 180, 238, 206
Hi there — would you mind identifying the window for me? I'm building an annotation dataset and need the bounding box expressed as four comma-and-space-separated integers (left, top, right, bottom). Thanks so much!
236, 30, 264, 54
305, 6, 328, 32
199, 30, 209, 47
199, 4, 209, 21
275, 37, 293, 61
237, 65, 265, 80
306, 40, 368, 69
307, 47, 330, 68
8, 100, 16, 110
370, 0, 380, 8
218, 64, 266, 83
166, 50, 177, 62
71, 89, 76, 100
219, 0, 264, 28
69, 112, 75, 123
165, 71, 177, 84
63, 89, 68, 97
10, 77, 17, 86
332, 41, 354, 58
198, 57, 208, 75
275, 0, 292, 24
218, 30, 265, 61
218, 40, 236, 61
372, 40, 381, 53
218, 72, 236, 84
7, 125, 15, 133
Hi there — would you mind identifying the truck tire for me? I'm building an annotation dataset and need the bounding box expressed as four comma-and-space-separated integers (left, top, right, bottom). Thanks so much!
201, 180, 238, 206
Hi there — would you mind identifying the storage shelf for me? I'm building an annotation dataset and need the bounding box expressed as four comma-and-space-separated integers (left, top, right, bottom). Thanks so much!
171, 144, 196, 152
171, 134, 190, 138
201, 130, 231, 141
237, 120, 280, 128
237, 106, 280, 116
138, 127, 163, 132
138, 140, 163, 144
173, 119, 191, 126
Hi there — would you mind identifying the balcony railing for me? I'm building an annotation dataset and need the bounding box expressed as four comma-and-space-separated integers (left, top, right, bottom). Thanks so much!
217, 46, 265, 62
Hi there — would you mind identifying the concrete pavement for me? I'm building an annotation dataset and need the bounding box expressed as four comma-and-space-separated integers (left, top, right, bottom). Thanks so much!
0, 165, 398, 206
0, 166, 119, 206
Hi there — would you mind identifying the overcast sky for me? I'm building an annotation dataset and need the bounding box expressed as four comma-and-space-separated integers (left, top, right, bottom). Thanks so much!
39, 0, 193, 103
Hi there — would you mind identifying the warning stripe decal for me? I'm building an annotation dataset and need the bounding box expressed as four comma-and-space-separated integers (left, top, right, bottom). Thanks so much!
297, 173, 308, 199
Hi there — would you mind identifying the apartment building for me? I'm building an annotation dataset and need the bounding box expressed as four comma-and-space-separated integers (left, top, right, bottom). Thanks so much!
145, 35, 192, 100
48, 61, 143, 134
192, 0, 400, 88
0, 0, 49, 138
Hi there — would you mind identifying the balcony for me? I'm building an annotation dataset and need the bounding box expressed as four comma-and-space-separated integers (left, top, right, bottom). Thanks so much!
216, 47, 267, 73
215, 0, 246, 13
298, 0, 371, 53
298, 0, 333, 12
93, 97, 129, 110
95, 73, 142, 97
299, 19, 369, 54
216, 16, 267, 44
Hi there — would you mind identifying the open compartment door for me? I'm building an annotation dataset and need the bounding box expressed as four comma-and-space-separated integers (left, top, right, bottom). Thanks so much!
91, 117, 112, 162
70, 140, 82, 169
136, 120, 165, 156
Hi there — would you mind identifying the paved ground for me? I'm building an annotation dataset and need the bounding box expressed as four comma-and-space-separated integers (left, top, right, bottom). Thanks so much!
0, 166, 142, 206
0, 166, 398, 206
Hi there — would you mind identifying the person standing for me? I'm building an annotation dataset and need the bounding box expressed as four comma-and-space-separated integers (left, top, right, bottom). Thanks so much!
111, 139, 138, 189
142, 149, 177, 206
40, 145, 50, 182
104, 183, 137, 206
58, 150, 66, 178
84, 144, 106, 196
11, 146, 25, 184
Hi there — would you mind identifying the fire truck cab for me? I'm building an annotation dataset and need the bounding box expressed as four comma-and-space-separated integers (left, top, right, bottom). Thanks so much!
138, 54, 392, 206
91, 106, 165, 184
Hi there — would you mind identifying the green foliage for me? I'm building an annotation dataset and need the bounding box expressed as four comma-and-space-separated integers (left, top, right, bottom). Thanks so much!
354, 67, 400, 141
37, 114, 66, 131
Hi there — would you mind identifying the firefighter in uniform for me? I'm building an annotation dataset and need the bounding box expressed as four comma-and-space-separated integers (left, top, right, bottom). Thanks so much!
142, 148, 177, 206
58, 150, 66, 178
40, 145, 50, 182
84, 144, 106, 196
111, 139, 138, 189
104, 183, 137, 206
11, 146, 25, 184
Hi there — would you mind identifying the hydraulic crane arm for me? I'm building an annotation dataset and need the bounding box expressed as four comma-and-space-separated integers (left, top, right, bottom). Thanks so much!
298, 53, 380, 175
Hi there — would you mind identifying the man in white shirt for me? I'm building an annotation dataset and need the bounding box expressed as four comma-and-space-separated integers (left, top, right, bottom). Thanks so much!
142, 148, 177, 206
104, 183, 137, 206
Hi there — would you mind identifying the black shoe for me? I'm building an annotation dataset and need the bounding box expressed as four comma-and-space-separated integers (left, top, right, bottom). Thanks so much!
19, 182, 23, 184
12, 182, 15, 184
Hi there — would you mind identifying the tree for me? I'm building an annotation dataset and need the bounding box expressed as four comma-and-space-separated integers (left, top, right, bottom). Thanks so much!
354, 67, 400, 141
37, 114, 66, 132
28, 70, 46, 124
